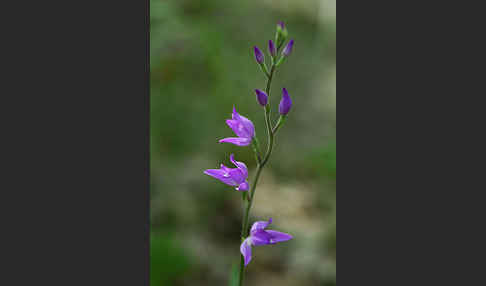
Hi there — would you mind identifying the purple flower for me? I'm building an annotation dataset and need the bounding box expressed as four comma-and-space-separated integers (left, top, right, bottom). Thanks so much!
254, 89, 268, 106
204, 154, 249, 191
253, 46, 264, 64
277, 21, 285, 30
268, 40, 276, 57
219, 106, 255, 146
279, 88, 292, 115
240, 218, 293, 266
282, 39, 294, 57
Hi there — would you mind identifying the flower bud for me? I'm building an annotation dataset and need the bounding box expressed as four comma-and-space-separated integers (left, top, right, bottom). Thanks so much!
275, 21, 288, 48
253, 46, 264, 64
282, 39, 294, 57
268, 40, 276, 57
278, 21, 288, 38
279, 88, 292, 115
254, 89, 268, 106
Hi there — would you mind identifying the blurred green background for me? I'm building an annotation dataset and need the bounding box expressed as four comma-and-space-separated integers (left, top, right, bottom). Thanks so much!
150, 0, 335, 285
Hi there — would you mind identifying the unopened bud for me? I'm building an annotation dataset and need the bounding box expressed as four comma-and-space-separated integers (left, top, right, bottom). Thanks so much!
275, 21, 288, 48
254, 89, 268, 106
268, 40, 276, 57
279, 88, 292, 115
253, 46, 264, 64
282, 39, 294, 57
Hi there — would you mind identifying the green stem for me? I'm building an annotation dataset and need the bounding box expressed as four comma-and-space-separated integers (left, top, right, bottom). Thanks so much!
272, 115, 286, 135
238, 163, 263, 285
238, 61, 278, 286
251, 139, 262, 164
261, 64, 276, 166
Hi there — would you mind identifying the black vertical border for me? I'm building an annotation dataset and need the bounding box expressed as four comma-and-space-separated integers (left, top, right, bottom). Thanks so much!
145, 0, 150, 284
338, 0, 486, 285
1, 0, 151, 284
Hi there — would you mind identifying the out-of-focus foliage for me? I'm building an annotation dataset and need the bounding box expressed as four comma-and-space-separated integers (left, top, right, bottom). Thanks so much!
150, 0, 335, 285
150, 233, 190, 285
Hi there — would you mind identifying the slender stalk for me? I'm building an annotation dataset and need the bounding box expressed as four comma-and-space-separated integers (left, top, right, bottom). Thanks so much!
251, 139, 262, 164
261, 64, 276, 166
238, 60, 278, 286
238, 163, 262, 285
272, 115, 286, 135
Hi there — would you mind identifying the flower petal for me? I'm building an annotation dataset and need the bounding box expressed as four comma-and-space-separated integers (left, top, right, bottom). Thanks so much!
236, 181, 249, 191
225, 119, 244, 138
204, 169, 237, 186
220, 164, 232, 173
240, 238, 252, 267
230, 154, 248, 178
203, 169, 226, 180
250, 230, 272, 246
226, 118, 253, 139
218, 137, 251, 146
266, 230, 293, 244
250, 218, 272, 235
236, 114, 255, 139
228, 168, 245, 184
230, 107, 255, 139
232, 106, 239, 119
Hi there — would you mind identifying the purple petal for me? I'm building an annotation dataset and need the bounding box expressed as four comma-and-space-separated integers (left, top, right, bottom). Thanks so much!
226, 118, 253, 139
236, 181, 249, 191
227, 168, 245, 184
203, 168, 226, 180
230, 154, 248, 178
232, 106, 239, 119
237, 115, 255, 138
250, 218, 273, 234
250, 230, 272, 246
220, 164, 232, 173
240, 238, 252, 267
225, 119, 244, 138
218, 137, 252, 146
266, 230, 293, 244
203, 169, 237, 186
229, 107, 255, 139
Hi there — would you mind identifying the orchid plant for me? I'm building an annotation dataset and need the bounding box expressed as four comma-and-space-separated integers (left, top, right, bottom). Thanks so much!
204, 21, 294, 285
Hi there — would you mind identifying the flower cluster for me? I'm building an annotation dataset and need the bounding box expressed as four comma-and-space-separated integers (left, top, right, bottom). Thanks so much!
204, 21, 295, 281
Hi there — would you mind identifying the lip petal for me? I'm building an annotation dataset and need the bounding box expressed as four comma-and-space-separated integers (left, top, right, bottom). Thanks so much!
240, 238, 253, 266
236, 181, 249, 191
